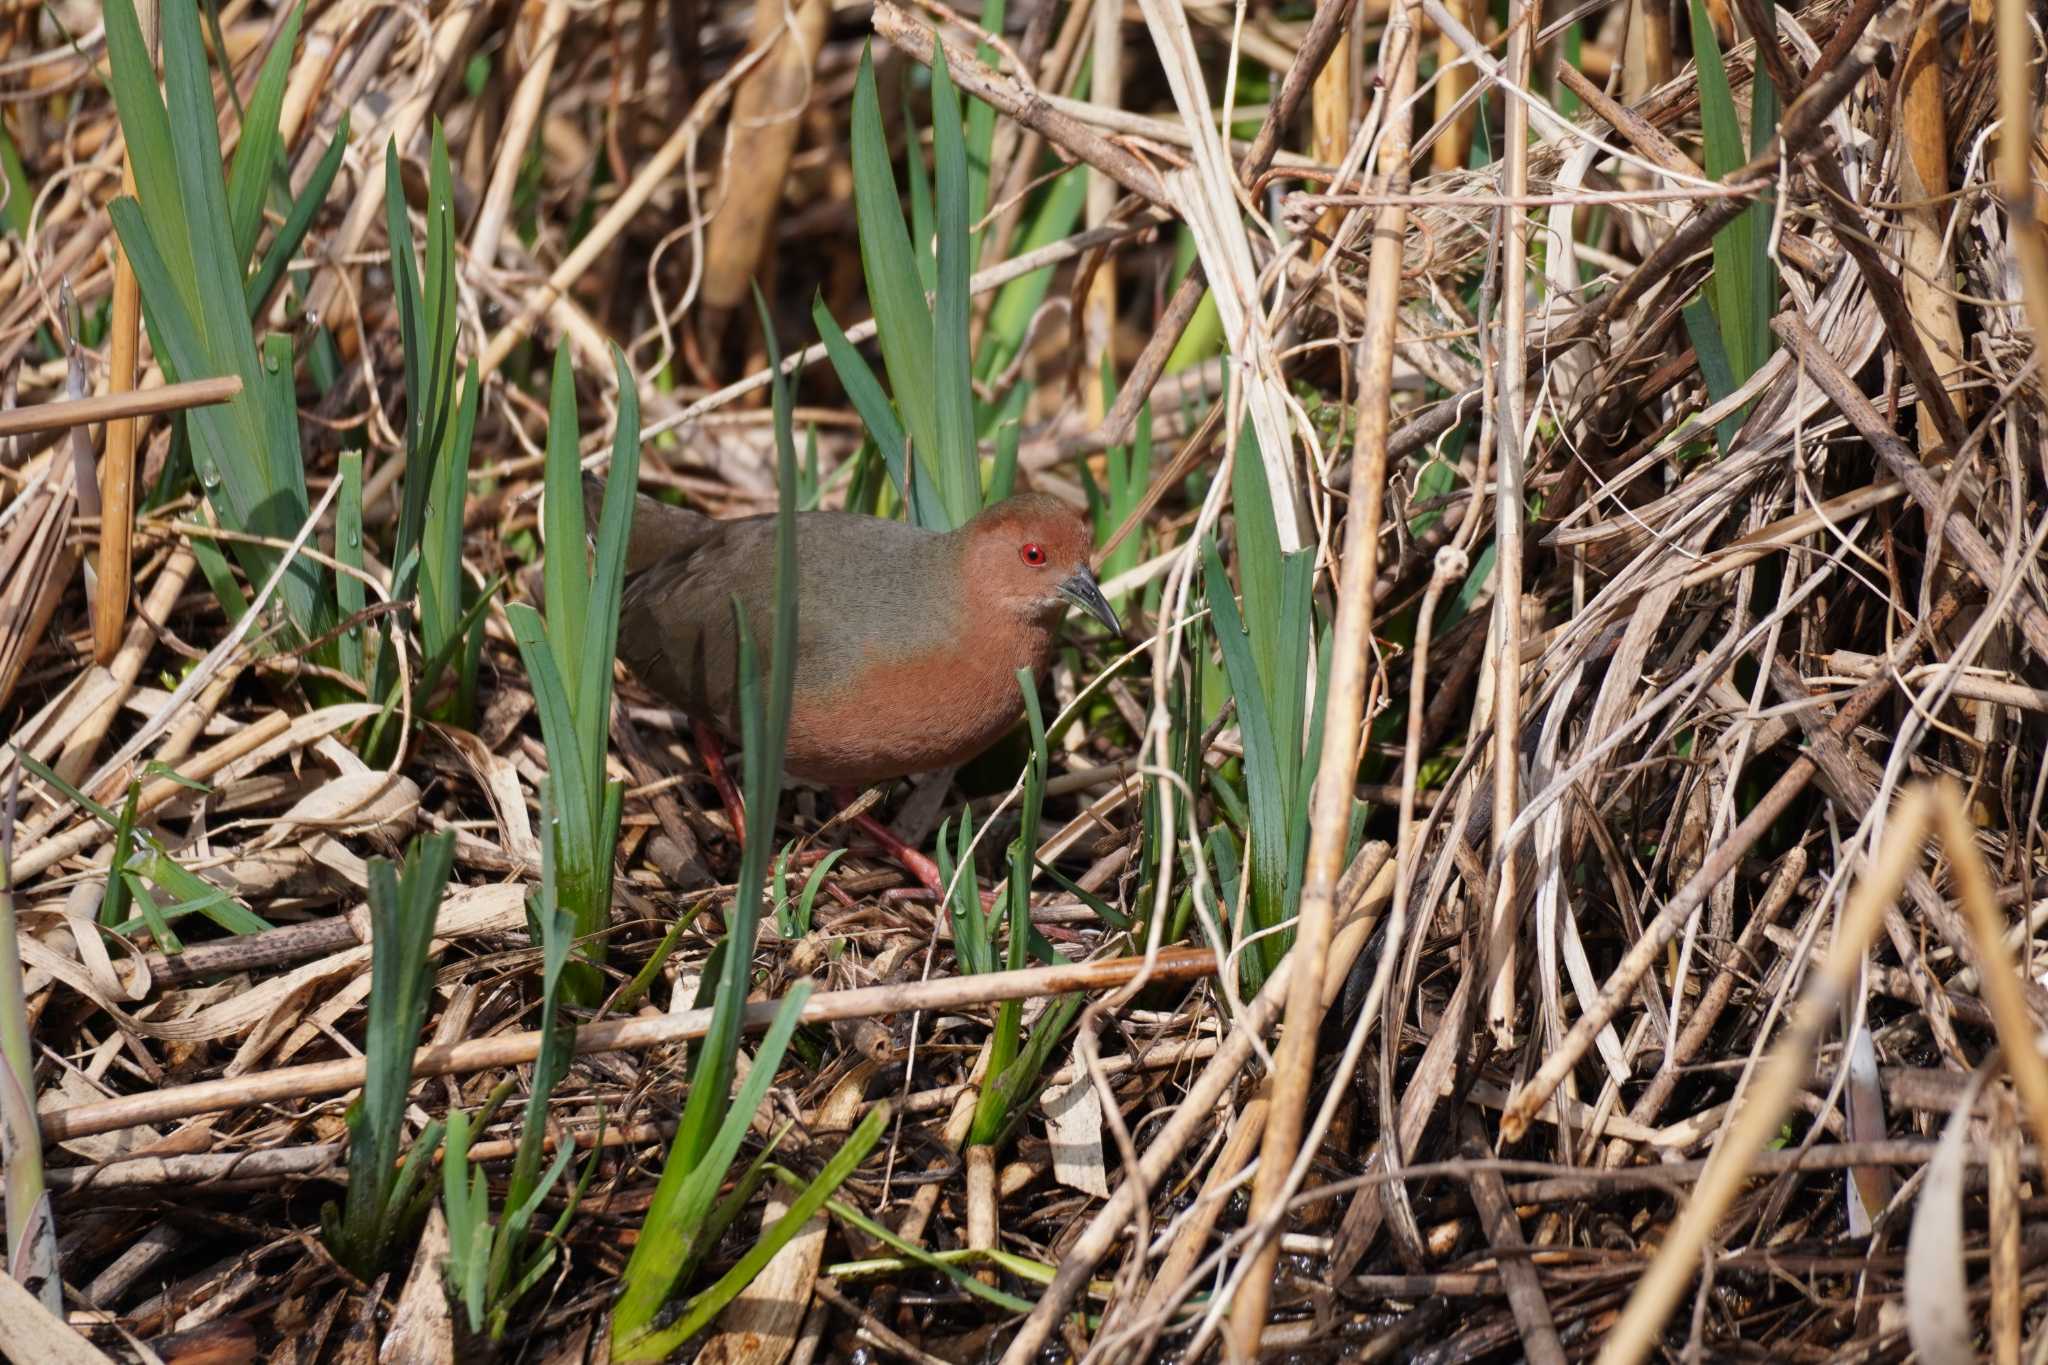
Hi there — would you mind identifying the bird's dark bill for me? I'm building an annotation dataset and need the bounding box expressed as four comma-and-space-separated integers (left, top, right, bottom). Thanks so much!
1058, 569, 1121, 636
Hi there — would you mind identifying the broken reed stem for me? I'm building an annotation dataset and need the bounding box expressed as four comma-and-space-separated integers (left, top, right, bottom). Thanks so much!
0, 376, 242, 441
94, 169, 143, 667
0, 790, 60, 1317
470, 0, 571, 267
39, 947, 1217, 1143
1484, 0, 1536, 1049
1595, 782, 1938, 1365
1227, 5, 1419, 1354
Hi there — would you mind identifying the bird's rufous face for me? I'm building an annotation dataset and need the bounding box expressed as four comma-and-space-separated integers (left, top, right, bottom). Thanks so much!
963, 496, 1120, 635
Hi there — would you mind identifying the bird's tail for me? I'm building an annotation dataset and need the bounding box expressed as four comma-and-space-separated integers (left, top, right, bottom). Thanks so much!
582, 472, 714, 575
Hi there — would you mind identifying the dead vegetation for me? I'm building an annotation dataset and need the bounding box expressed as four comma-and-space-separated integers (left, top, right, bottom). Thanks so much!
4, 0, 2048, 1359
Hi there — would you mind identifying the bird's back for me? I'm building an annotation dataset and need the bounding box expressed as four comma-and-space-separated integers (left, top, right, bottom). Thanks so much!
599, 486, 957, 744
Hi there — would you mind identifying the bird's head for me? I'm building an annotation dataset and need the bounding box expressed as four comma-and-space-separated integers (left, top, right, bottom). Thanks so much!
958, 493, 1121, 637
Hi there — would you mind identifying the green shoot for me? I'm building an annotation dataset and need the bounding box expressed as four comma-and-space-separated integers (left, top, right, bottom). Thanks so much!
1682, 0, 1779, 452
609, 286, 805, 1357
505, 347, 640, 1004
442, 782, 602, 1338
320, 831, 456, 1278
1202, 426, 1320, 991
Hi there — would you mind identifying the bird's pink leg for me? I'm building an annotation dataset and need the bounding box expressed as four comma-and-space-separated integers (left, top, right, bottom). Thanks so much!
830, 786, 946, 899
691, 718, 747, 846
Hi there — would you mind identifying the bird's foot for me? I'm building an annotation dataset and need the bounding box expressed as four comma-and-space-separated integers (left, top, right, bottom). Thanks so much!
690, 718, 747, 846
830, 786, 949, 900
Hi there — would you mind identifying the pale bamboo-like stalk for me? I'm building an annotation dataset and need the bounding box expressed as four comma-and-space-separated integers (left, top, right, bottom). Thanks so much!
1484, 0, 1534, 1048
1433, 0, 1476, 170
1594, 784, 1936, 1365
1989, 1086, 2021, 1365
1896, 6, 1962, 451
470, 0, 570, 268
1995, 0, 2048, 352
964, 1145, 999, 1286
1310, 0, 1354, 253
40, 947, 1218, 1143
1227, 5, 1419, 1353
0, 376, 241, 440
698, 0, 829, 312
1081, 0, 1124, 424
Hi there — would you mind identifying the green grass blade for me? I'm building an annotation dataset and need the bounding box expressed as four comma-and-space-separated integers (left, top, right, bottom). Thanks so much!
639, 1102, 891, 1353
246, 113, 347, 316
419, 361, 479, 712
1203, 536, 1287, 984
974, 165, 1085, 384
325, 831, 453, 1275
574, 348, 640, 807
812, 294, 938, 517
505, 605, 598, 896
102, 0, 199, 325
539, 352, 590, 712
225, 1, 299, 270
963, 0, 1004, 263
612, 983, 814, 1354
927, 46, 979, 528
336, 450, 367, 683
850, 44, 940, 521
224, 2, 299, 268
904, 84, 936, 296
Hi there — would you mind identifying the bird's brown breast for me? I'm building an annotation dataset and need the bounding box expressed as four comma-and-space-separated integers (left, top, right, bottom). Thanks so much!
781, 625, 1054, 785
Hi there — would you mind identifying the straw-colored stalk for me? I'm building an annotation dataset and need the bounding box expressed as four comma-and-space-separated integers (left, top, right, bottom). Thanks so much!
1896, 7, 1964, 451
95, 165, 143, 665
471, 0, 571, 268
1989, 1085, 2021, 1365
42, 947, 1218, 1143
1433, 0, 1477, 170
1228, 2, 1420, 1352
1313, 0, 1355, 246
1082, 0, 1124, 423
1995, 0, 2048, 356
1485, 0, 1535, 1049
1936, 789, 2048, 1157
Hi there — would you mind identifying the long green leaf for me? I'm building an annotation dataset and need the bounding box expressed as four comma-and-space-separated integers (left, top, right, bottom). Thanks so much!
246, 113, 348, 315
927, 45, 979, 528
849, 44, 940, 521
224, 2, 300, 268
611, 983, 814, 1354
1204, 536, 1287, 986
540, 353, 589, 713
638, 1102, 892, 1353
812, 294, 937, 517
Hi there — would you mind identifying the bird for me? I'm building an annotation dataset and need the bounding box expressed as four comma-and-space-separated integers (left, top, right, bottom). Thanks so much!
582, 475, 1121, 891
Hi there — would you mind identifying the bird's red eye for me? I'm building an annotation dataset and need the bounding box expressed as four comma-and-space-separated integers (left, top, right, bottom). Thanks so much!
1020, 543, 1047, 567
